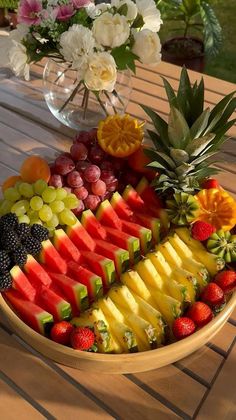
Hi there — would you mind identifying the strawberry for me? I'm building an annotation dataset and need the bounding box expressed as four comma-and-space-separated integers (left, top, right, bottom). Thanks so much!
191, 221, 216, 241
201, 282, 225, 308
214, 270, 236, 294
50, 321, 74, 345
187, 302, 213, 328
201, 178, 220, 189
71, 327, 95, 351
172, 317, 195, 340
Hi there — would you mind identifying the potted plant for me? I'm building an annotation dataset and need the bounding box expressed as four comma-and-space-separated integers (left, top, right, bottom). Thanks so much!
157, 0, 222, 72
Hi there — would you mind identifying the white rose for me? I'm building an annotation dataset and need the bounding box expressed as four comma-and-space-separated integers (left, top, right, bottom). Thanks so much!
92, 12, 130, 48
132, 29, 161, 65
86, 2, 111, 19
9, 41, 30, 80
0, 24, 29, 68
111, 0, 138, 21
136, 0, 162, 32
84, 52, 117, 92
60, 24, 95, 71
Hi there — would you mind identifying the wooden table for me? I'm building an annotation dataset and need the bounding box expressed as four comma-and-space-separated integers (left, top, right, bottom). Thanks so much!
0, 60, 236, 420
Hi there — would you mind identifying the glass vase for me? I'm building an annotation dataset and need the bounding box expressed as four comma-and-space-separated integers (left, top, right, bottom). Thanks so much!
43, 59, 132, 130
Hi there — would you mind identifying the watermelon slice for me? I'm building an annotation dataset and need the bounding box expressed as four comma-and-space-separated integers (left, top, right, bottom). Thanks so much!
39, 239, 67, 274
10, 265, 36, 302
4, 289, 53, 335
135, 213, 161, 244
121, 220, 152, 254
66, 221, 96, 251
136, 177, 163, 209
81, 209, 107, 240
95, 239, 130, 275
123, 185, 146, 212
53, 229, 81, 262
80, 251, 116, 287
24, 255, 52, 287
47, 271, 89, 313
104, 226, 141, 265
110, 192, 134, 221
96, 200, 122, 230
67, 261, 103, 302
38, 286, 72, 322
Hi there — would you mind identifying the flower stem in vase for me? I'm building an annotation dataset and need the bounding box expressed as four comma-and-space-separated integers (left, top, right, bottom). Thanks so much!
103, 91, 117, 114
113, 89, 125, 107
82, 88, 90, 120
59, 80, 83, 113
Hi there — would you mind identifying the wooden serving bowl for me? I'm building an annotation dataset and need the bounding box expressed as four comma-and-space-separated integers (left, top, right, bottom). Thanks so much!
1, 292, 235, 374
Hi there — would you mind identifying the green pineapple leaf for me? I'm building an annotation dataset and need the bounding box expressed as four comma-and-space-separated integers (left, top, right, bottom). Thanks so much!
168, 107, 190, 148
205, 93, 236, 133
190, 151, 217, 166
141, 105, 169, 152
190, 78, 204, 124
185, 133, 215, 156
190, 108, 210, 139
170, 149, 189, 165
162, 77, 179, 109
206, 119, 236, 152
177, 67, 192, 120
146, 129, 165, 152
145, 149, 176, 169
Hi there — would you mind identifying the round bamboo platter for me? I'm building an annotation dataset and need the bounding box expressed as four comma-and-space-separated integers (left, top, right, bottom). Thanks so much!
1, 292, 235, 374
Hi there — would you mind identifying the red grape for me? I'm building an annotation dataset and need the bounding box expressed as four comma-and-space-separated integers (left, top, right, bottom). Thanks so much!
67, 171, 83, 188
63, 186, 72, 194
49, 174, 64, 188
76, 161, 90, 172
84, 165, 101, 183
89, 145, 105, 164
74, 131, 92, 146
73, 200, 85, 216
74, 186, 89, 200
55, 155, 75, 175
70, 143, 88, 161
84, 194, 101, 211
88, 128, 97, 142
101, 161, 113, 171
106, 178, 118, 192
61, 152, 72, 158
91, 180, 106, 196
100, 170, 115, 185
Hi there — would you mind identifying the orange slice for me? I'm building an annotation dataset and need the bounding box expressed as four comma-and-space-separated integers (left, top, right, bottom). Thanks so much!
97, 114, 144, 158
20, 156, 51, 183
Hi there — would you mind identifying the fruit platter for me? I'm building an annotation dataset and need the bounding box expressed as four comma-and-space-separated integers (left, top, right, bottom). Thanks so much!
0, 69, 236, 374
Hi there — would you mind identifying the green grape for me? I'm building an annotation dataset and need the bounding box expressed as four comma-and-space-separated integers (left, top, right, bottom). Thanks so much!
47, 214, 59, 229
4, 187, 21, 202
18, 215, 30, 224
63, 193, 79, 210
30, 196, 43, 211
47, 226, 55, 237
59, 209, 77, 226
30, 218, 42, 226
15, 181, 23, 191
34, 179, 48, 195
11, 200, 30, 216
0, 200, 13, 216
49, 200, 65, 214
56, 188, 68, 200
27, 209, 38, 220
39, 205, 53, 222
19, 182, 34, 198
42, 187, 57, 203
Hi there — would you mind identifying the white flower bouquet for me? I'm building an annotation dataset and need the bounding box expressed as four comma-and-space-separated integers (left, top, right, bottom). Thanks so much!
3, 0, 162, 123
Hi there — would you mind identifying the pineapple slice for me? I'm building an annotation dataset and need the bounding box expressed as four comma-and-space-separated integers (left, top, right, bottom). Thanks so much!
146, 251, 190, 304
96, 296, 124, 323
108, 284, 139, 313
121, 270, 156, 307
175, 228, 225, 276
131, 292, 166, 344
156, 241, 182, 267
168, 234, 209, 290
135, 258, 167, 292
106, 317, 138, 353
145, 285, 182, 326
171, 267, 198, 302
115, 304, 158, 351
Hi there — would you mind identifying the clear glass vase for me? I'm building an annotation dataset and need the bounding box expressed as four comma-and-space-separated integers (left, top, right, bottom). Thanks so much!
43, 59, 132, 130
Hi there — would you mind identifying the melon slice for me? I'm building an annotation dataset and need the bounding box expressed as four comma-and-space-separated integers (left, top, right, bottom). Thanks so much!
11, 265, 36, 302
95, 239, 130, 276
67, 261, 103, 302
4, 289, 53, 335
121, 219, 152, 255
80, 251, 116, 287
104, 226, 141, 265
66, 221, 96, 251
38, 286, 72, 322
53, 229, 81, 262
110, 191, 134, 221
39, 239, 67, 274
135, 213, 161, 244
81, 209, 107, 240
24, 255, 52, 287
96, 200, 122, 230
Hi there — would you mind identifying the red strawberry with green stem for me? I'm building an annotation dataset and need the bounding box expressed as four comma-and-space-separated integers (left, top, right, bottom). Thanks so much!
201, 283, 225, 309
187, 302, 213, 328
50, 321, 74, 345
214, 271, 236, 294
191, 221, 216, 241
71, 327, 96, 351
201, 178, 220, 189
172, 317, 195, 340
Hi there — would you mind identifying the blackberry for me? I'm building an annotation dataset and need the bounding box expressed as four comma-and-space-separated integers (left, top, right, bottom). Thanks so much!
0, 272, 12, 291
0, 213, 18, 231
1, 230, 20, 252
16, 223, 31, 240
0, 250, 11, 273
31, 224, 49, 242
22, 235, 42, 256
11, 246, 28, 268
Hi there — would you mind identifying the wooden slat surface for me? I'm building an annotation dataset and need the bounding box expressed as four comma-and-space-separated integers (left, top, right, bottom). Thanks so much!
0, 58, 235, 419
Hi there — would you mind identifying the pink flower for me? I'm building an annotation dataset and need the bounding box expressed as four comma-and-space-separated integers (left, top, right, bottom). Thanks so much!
18, 0, 43, 26
72, 0, 91, 9
55, 4, 75, 22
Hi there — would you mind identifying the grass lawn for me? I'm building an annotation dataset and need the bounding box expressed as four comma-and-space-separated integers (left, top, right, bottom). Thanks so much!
159, 0, 236, 84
